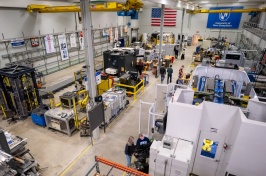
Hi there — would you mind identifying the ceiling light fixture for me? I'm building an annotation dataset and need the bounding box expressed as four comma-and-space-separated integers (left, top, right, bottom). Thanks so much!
177, 0, 181, 8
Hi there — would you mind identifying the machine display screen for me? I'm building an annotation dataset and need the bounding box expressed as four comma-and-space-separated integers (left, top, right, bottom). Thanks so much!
225, 54, 241, 60
163, 142, 171, 146
88, 102, 105, 132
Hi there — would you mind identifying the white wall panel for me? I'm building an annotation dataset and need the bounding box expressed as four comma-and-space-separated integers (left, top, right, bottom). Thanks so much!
139, 5, 257, 42
166, 102, 202, 142
227, 119, 266, 176
0, 8, 122, 71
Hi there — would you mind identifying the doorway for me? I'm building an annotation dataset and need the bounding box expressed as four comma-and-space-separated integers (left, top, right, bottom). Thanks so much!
192, 131, 225, 176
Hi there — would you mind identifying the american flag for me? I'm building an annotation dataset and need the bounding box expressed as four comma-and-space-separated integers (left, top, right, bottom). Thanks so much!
151, 8, 177, 27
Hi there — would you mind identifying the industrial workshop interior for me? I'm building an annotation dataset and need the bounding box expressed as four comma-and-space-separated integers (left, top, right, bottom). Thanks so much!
1, 0, 266, 175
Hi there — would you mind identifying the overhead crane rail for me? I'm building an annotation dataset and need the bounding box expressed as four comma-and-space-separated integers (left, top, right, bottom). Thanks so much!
187, 8, 266, 14
27, 0, 143, 13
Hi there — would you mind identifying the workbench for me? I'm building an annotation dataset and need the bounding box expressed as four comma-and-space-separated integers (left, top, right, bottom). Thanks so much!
178, 74, 192, 85
164, 55, 174, 61
163, 55, 174, 67
44, 108, 76, 136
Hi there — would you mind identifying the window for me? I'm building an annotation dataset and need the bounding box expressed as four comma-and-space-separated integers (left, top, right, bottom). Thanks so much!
200, 139, 219, 159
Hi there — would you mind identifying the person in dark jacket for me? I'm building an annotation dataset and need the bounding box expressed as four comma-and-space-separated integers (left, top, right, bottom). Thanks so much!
167, 65, 173, 84
181, 48, 185, 60
137, 59, 144, 76
160, 64, 166, 84
125, 136, 134, 167
174, 45, 179, 59
136, 133, 150, 146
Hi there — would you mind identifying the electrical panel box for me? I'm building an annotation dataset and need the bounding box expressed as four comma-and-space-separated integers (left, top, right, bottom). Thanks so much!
170, 139, 193, 176
149, 136, 194, 176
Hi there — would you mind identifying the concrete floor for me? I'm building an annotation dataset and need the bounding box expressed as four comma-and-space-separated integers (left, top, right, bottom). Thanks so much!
0, 46, 195, 176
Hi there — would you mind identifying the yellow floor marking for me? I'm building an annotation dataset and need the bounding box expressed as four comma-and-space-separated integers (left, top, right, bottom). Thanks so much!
60, 78, 158, 176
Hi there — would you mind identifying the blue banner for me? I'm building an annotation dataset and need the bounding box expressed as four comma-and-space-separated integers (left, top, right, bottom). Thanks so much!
207, 6, 244, 29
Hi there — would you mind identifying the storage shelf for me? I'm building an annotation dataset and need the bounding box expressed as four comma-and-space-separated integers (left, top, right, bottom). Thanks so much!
0, 25, 125, 76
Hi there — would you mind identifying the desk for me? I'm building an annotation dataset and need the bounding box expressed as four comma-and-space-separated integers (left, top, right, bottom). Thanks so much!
178, 74, 192, 85
164, 55, 174, 65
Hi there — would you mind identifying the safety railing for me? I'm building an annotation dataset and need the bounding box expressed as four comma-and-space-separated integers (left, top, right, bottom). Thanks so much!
243, 21, 266, 41
85, 156, 150, 176
114, 80, 144, 100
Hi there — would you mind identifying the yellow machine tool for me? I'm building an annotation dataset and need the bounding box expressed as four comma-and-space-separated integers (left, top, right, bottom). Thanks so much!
0, 66, 41, 118
202, 139, 213, 152
74, 70, 86, 90
151, 32, 175, 45
27, 0, 143, 13
74, 70, 111, 95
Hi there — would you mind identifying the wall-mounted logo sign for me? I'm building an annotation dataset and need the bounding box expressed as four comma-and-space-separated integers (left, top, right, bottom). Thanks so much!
30, 38, 39, 47
207, 6, 244, 29
11, 39, 25, 47
219, 13, 230, 21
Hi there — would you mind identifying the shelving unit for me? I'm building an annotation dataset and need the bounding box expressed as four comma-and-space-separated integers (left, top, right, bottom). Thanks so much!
0, 25, 127, 76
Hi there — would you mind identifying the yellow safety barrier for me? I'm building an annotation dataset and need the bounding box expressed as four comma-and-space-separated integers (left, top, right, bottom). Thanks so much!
114, 80, 144, 100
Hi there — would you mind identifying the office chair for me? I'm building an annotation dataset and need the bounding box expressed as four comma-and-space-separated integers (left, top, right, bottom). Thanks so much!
4, 110, 19, 124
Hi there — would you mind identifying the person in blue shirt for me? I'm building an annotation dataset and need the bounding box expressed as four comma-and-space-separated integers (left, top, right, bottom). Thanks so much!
136, 133, 150, 146
124, 136, 134, 167
167, 65, 173, 84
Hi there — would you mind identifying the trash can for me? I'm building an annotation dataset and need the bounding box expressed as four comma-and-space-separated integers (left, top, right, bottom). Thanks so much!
171, 56, 174, 63
31, 106, 48, 127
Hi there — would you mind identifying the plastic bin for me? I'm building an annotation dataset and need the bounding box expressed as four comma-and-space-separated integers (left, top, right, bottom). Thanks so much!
31, 107, 48, 127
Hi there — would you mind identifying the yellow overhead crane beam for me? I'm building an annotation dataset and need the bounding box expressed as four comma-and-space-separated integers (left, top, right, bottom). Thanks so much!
187, 8, 266, 14
27, 2, 124, 13
27, 0, 143, 13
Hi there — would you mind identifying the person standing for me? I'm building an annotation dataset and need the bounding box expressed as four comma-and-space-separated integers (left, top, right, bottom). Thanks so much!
137, 59, 144, 76
181, 48, 185, 60
125, 136, 134, 167
167, 65, 173, 84
174, 45, 179, 59
178, 65, 184, 84
159, 64, 166, 84
136, 134, 150, 146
